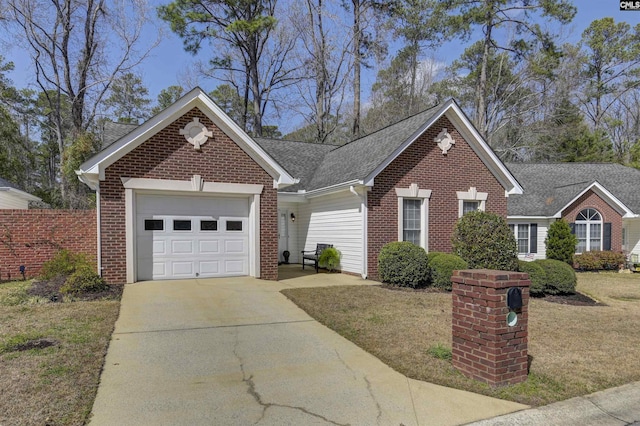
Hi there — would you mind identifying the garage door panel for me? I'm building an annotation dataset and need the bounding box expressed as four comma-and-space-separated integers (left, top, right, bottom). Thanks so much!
172, 261, 194, 276
224, 239, 246, 254
224, 260, 247, 274
199, 240, 220, 254
171, 240, 194, 254
199, 261, 219, 275
135, 194, 250, 281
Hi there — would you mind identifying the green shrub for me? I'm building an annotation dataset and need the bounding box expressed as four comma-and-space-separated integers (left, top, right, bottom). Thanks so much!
319, 247, 341, 272
428, 253, 468, 290
60, 265, 108, 295
378, 241, 429, 288
574, 251, 625, 271
518, 260, 546, 296
536, 259, 576, 295
545, 220, 578, 265
40, 250, 91, 280
451, 211, 518, 271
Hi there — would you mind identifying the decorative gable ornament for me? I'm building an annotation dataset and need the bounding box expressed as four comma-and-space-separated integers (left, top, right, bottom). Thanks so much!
434, 128, 455, 155
180, 117, 213, 150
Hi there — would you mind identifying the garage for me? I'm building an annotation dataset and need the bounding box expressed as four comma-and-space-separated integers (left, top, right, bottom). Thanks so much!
135, 193, 249, 280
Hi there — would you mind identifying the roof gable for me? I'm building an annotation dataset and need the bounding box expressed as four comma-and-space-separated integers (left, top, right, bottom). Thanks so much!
77, 88, 296, 190
506, 163, 640, 217
262, 100, 522, 195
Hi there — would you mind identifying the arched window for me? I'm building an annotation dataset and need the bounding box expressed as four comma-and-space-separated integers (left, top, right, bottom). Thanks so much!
575, 208, 602, 253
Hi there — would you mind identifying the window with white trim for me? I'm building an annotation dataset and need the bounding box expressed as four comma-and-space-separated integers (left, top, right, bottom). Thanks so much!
395, 184, 432, 250
575, 208, 602, 253
509, 224, 529, 254
403, 199, 421, 245
457, 187, 487, 217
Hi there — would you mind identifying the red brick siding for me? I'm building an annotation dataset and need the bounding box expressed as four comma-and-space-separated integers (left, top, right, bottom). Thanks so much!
100, 107, 278, 284
561, 189, 623, 252
0, 210, 96, 280
451, 270, 529, 386
367, 115, 508, 280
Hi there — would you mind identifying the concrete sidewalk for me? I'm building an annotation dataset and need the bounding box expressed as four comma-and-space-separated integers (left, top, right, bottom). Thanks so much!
89, 274, 526, 425
468, 381, 640, 426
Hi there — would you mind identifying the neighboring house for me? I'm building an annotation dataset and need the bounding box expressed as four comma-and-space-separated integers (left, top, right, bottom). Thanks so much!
0, 177, 41, 209
77, 87, 523, 284
506, 163, 640, 261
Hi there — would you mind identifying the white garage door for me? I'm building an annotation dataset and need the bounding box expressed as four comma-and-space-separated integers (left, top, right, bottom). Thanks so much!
136, 194, 249, 280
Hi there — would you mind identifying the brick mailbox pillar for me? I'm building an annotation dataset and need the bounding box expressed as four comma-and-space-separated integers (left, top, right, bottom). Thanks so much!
451, 269, 530, 386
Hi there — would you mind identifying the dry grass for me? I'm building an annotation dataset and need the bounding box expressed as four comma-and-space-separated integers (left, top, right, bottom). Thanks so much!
0, 280, 120, 426
282, 273, 640, 407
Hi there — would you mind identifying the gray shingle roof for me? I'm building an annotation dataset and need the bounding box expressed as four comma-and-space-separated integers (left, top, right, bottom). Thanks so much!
257, 105, 443, 192
254, 138, 336, 192
100, 121, 139, 148
506, 163, 640, 216
0, 176, 23, 191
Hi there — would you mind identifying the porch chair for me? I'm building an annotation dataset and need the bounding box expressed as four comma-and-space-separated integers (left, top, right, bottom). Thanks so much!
301, 244, 333, 273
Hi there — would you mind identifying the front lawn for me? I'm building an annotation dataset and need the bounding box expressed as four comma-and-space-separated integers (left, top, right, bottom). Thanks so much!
0, 280, 120, 425
282, 273, 640, 407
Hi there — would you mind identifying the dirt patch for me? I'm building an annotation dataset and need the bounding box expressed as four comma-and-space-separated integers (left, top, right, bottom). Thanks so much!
27, 276, 122, 302
11, 338, 59, 352
537, 291, 604, 306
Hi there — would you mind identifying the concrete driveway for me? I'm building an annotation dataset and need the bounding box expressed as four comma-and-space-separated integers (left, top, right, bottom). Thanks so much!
89, 272, 526, 425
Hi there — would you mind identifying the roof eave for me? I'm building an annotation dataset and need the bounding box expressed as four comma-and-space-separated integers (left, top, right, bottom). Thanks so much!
0, 187, 42, 202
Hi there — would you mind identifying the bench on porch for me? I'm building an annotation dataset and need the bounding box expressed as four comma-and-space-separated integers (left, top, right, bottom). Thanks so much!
301, 244, 333, 273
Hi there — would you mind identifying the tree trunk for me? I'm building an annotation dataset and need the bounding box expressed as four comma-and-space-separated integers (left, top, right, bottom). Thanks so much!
352, 0, 361, 139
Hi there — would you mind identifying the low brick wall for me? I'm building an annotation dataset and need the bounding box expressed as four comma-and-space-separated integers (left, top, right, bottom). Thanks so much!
0, 210, 97, 280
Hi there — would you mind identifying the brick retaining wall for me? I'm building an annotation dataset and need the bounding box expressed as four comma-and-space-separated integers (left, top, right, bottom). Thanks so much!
0, 210, 96, 280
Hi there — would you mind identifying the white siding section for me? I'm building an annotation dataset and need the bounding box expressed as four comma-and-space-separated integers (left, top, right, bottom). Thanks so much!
277, 201, 300, 263
297, 191, 364, 275
0, 192, 29, 209
508, 218, 552, 261
624, 219, 640, 259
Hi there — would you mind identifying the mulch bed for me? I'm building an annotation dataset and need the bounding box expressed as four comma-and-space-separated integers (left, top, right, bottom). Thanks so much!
27, 276, 122, 302
380, 284, 603, 306
537, 291, 605, 306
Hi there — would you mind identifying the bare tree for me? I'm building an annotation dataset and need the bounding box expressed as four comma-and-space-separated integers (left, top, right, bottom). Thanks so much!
289, 0, 351, 143
6, 0, 158, 206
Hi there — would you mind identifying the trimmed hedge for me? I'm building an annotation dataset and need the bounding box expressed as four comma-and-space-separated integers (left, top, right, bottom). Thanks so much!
535, 259, 577, 295
378, 242, 429, 288
427, 252, 468, 290
517, 260, 546, 296
451, 210, 518, 271
573, 251, 626, 271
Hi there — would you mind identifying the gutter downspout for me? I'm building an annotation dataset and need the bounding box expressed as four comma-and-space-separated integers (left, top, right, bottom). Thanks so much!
96, 183, 102, 277
350, 186, 368, 279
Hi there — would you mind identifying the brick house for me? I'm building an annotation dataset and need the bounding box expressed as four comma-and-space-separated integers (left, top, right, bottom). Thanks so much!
506, 163, 640, 261
77, 88, 523, 284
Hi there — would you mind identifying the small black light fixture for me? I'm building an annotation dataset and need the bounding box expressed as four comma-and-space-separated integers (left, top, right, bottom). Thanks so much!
19, 265, 26, 281
290, 212, 296, 222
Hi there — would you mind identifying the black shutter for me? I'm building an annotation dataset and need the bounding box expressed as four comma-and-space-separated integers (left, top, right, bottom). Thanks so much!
603, 222, 612, 251
530, 224, 538, 253
569, 223, 575, 234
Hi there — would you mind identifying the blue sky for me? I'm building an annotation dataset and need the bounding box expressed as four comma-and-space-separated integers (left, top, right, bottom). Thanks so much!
5, 1, 639, 131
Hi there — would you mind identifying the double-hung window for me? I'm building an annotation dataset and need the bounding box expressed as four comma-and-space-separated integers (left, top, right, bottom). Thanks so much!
396, 184, 431, 249
508, 223, 538, 255
403, 199, 421, 245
